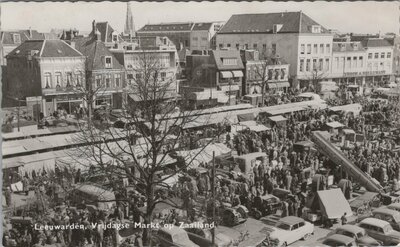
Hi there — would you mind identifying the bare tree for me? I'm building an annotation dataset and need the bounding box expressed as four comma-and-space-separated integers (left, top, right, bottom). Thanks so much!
66, 50, 226, 245
306, 68, 327, 93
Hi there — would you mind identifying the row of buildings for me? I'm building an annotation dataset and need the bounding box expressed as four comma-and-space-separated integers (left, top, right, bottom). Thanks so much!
1, 8, 399, 116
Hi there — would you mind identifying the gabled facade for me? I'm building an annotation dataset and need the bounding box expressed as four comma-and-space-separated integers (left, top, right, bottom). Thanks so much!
216, 11, 334, 87
69, 31, 126, 109
6, 40, 86, 116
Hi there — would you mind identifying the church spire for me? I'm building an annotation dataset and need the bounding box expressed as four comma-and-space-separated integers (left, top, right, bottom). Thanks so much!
124, 2, 135, 37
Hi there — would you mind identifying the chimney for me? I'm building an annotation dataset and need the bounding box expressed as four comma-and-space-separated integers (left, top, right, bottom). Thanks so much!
29, 27, 32, 38
92, 20, 96, 34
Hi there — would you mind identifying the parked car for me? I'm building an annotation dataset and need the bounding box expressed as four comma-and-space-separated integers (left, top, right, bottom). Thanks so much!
266, 216, 314, 247
157, 226, 200, 247
322, 234, 357, 247
251, 194, 281, 219
334, 225, 382, 246
184, 227, 232, 247
371, 207, 400, 231
358, 218, 400, 246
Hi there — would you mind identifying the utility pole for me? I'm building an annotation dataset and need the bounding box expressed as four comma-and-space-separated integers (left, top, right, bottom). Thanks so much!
211, 151, 216, 246
17, 97, 20, 132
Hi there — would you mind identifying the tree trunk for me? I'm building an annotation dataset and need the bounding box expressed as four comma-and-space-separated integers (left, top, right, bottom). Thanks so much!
261, 82, 265, 107
143, 184, 155, 246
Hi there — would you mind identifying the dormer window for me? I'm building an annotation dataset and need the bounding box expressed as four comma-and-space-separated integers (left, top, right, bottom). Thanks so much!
105, 56, 112, 68
311, 25, 321, 33
113, 34, 118, 42
273, 24, 283, 33
13, 34, 21, 44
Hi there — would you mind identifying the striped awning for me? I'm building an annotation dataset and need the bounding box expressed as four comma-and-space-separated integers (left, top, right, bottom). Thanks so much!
220, 71, 233, 78
232, 70, 244, 77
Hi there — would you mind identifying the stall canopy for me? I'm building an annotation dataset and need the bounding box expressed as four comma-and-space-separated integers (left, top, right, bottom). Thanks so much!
239, 121, 270, 132
317, 189, 353, 219
237, 113, 255, 122
269, 115, 287, 123
342, 129, 356, 135
176, 143, 231, 168
326, 121, 345, 129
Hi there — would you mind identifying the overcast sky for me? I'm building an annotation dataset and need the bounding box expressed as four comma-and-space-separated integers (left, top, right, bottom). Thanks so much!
1, 1, 398, 34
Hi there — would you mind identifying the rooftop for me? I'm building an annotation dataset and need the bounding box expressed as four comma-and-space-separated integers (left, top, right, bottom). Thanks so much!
332, 42, 365, 52
7, 39, 83, 58
138, 22, 222, 32
361, 38, 393, 48
218, 11, 329, 34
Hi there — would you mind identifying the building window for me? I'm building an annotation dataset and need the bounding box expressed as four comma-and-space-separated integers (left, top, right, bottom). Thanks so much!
263, 44, 267, 51
13, 34, 21, 44
136, 73, 142, 80
219, 44, 223, 49
325, 58, 330, 71
326, 44, 331, 53
184, 40, 189, 47
66, 72, 73, 87
299, 59, 304, 72
227, 43, 231, 48
353, 56, 358, 67
105, 74, 111, 88
55, 72, 62, 87
271, 43, 276, 55
313, 44, 318, 54
105, 56, 112, 68
374, 53, 379, 59
300, 44, 305, 54
319, 58, 323, 71
320, 44, 324, 54
245, 44, 249, 49
113, 34, 118, 42
368, 53, 373, 59
161, 72, 166, 80
335, 57, 339, 69
115, 74, 121, 87
76, 72, 82, 87
359, 56, 363, 67
253, 43, 257, 49
306, 59, 310, 71
307, 44, 311, 54
44, 73, 52, 88
387, 52, 392, 59
312, 58, 317, 71
236, 44, 240, 50
222, 58, 237, 66
381, 52, 385, 59
95, 75, 102, 88
346, 57, 351, 68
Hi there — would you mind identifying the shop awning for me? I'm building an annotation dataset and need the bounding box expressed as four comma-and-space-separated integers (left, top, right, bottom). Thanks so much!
317, 189, 353, 219
220, 71, 233, 78
268, 82, 290, 89
232, 70, 244, 78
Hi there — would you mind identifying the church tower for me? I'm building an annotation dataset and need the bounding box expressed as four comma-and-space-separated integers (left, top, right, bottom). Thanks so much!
124, 2, 135, 37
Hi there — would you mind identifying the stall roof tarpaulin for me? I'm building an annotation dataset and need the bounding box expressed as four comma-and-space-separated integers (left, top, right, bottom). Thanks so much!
326, 121, 345, 129
177, 143, 231, 168
237, 113, 255, 122
239, 121, 270, 132
317, 188, 353, 219
269, 115, 287, 122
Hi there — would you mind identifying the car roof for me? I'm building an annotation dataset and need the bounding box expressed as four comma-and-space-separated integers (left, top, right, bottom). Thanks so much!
279, 216, 304, 225
336, 224, 364, 233
325, 234, 354, 243
360, 218, 390, 228
373, 207, 400, 215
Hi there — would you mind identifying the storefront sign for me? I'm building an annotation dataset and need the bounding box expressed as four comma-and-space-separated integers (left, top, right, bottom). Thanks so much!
55, 95, 83, 102
343, 70, 387, 77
